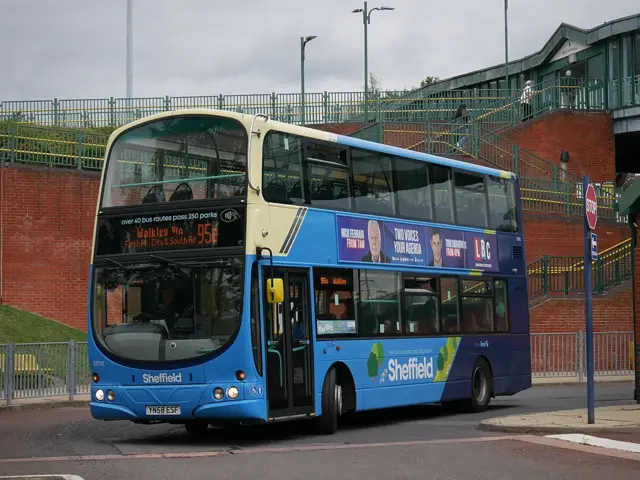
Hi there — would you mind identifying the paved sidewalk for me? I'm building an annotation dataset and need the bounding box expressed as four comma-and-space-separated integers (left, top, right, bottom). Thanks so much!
531, 374, 634, 385
479, 404, 640, 434
0, 394, 90, 412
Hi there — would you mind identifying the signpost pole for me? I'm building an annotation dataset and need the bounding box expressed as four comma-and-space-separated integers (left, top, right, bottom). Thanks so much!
583, 175, 596, 424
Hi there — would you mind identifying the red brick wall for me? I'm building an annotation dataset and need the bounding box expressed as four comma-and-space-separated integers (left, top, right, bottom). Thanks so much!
309, 123, 363, 136
382, 113, 616, 184
530, 284, 632, 333
524, 217, 628, 262
529, 283, 634, 374
0, 164, 100, 330
506, 111, 615, 183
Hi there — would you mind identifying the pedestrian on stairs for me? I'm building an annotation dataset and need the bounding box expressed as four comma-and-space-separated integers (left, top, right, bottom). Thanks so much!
520, 80, 533, 121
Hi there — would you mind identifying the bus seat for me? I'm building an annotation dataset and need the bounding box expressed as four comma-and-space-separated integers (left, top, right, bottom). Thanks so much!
142, 185, 166, 203
263, 179, 290, 204
169, 182, 193, 201
289, 182, 304, 203
312, 184, 335, 201
335, 185, 349, 199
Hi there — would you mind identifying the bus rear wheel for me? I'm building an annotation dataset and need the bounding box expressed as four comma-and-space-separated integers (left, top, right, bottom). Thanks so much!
467, 358, 492, 412
314, 367, 343, 434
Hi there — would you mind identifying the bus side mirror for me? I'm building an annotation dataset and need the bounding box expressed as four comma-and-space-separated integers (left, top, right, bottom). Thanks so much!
266, 278, 284, 304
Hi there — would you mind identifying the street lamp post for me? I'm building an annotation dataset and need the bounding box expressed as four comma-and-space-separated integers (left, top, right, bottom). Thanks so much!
352, 2, 394, 124
504, 0, 509, 92
126, 0, 133, 98
300, 35, 317, 126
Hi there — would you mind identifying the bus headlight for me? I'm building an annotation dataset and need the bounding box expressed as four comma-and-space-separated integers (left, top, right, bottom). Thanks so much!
226, 386, 239, 399
107, 390, 116, 402
213, 387, 224, 400
95, 389, 105, 401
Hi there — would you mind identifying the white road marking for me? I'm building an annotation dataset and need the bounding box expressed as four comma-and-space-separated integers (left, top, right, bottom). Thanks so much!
0, 435, 515, 464
0, 476, 86, 480
547, 434, 640, 454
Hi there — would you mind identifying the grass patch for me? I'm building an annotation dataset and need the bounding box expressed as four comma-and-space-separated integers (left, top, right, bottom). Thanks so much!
0, 305, 87, 344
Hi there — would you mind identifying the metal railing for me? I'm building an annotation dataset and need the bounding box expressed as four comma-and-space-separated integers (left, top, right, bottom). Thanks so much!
0, 341, 89, 405
531, 331, 635, 379
0, 88, 529, 129
0, 122, 107, 170
446, 77, 608, 136
3, 74, 636, 130
0, 333, 633, 403
527, 239, 632, 299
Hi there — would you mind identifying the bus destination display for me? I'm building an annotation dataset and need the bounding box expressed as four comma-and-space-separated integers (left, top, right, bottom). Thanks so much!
95, 207, 244, 255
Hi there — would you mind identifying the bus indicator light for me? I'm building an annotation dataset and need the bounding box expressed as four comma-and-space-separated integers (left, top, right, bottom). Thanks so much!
213, 387, 224, 400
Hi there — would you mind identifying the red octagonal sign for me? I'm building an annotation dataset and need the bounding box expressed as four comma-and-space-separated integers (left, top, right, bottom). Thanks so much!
585, 183, 598, 230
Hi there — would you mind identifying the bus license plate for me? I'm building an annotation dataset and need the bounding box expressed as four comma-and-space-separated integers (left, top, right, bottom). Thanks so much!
146, 405, 181, 416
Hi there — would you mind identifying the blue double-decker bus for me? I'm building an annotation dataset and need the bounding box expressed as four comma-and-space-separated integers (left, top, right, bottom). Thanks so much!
88, 109, 531, 435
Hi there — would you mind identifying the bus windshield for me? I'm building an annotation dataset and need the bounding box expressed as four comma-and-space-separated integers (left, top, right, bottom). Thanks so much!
92, 258, 244, 362
101, 115, 248, 208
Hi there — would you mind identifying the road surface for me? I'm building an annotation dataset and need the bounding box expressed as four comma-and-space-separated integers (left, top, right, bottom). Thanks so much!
0, 383, 637, 480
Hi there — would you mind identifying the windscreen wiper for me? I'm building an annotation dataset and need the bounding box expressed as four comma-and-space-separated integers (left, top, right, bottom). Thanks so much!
147, 254, 188, 267
103, 258, 131, 270
147, 254, 192, 277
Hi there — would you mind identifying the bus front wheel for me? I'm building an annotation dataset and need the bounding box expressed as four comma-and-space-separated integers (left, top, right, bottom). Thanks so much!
184, 421, 209, 437
314, 367, 343, 434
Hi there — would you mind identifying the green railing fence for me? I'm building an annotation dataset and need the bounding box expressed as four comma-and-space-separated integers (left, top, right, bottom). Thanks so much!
527, 239, 632, 299
3, 75, 636, 129
0, 89, 519, 129
420, 76, 615, 154
0, 122, 107, 171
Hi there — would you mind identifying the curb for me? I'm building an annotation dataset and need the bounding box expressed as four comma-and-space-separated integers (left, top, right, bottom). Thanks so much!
0, 400, 90, 414
478, 421, 640, 435
532, 379, 635, 387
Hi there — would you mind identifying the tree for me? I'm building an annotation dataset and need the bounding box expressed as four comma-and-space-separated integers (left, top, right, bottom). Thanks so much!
420, 76, 440, 87
373, 73, 442, 100
365, 72, 383, 95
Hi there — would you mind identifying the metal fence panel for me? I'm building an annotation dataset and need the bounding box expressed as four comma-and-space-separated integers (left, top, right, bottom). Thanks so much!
531, 331, 635, 378
75, 342, 90, 395
0, 335, 635, 402
0, 343, 6, 400
591, 332, 635, 376
11, 342, 69, 399
530, 332, 580, 378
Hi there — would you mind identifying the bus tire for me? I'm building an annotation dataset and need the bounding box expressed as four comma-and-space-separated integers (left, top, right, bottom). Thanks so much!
466, 357, 492, 413
184, 421, 209, 437
315, 367, 342, 434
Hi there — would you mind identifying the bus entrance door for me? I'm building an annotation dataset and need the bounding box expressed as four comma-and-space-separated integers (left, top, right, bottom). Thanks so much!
263, 268, 314, 419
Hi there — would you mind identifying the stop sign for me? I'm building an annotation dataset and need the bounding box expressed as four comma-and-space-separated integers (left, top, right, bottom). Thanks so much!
585, 183, 598, 230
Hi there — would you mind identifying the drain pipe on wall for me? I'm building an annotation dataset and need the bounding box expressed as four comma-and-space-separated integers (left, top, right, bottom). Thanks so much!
0, 154, 4, 307
631, 214, 639, 403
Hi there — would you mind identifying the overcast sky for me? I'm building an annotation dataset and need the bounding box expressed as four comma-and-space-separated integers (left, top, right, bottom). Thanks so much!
1, 0, 638, 100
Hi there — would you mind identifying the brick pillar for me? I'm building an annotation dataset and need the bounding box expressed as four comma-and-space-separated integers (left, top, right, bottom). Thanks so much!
633, 213, 640, 403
